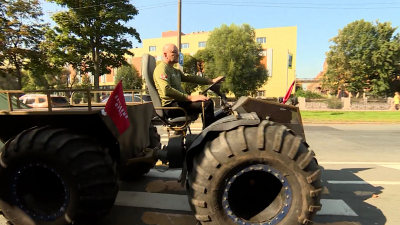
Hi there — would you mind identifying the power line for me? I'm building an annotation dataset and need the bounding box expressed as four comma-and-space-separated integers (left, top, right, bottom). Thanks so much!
47, 0, 400, 16
184, 0, 400, 6
184, 1, 400, 9
46, 2, 176, 14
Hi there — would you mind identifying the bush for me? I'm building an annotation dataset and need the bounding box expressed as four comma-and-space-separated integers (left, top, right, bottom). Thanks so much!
295, 89, 324, 99
326, 98, 343, 109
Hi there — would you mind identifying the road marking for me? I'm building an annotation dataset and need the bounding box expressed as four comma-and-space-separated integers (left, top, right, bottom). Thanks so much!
161, 132, 201, 137
116, 191, 357, 217
380, 164, 400, 171
327, 180, 400, 185
147, 170, 400, 185
115, 191, 191, 211
142, 212, 197, 225
146, 169, 181, 179
317, 199, 357, 216
319, 162, 400, 165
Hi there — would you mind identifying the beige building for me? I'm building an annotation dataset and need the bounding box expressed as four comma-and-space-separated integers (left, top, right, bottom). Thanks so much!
82, 26, 298, 98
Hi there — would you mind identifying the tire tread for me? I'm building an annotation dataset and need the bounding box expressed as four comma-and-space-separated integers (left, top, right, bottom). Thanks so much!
187, 120, 322, 225
0, 126, 117, 224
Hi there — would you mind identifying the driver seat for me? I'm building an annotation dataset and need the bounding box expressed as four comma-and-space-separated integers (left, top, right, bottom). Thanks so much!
141, 54, 199, 133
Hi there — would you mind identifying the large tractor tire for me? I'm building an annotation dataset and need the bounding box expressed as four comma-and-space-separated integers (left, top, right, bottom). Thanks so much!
187, 121, 322, 225
118, 124, 160, 181
0, 126, 118, 225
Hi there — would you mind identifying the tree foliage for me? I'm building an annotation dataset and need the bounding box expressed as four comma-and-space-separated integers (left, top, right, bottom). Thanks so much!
114, 64, 142, 89
295, 89, 324, 99
20, 27, 82, 91
0, 0, 48, 90
200, 23, 269, 97
324, 19, 400, 96
182, 54, 203, 95
0, 0, 6, 69
0, 69, 20, 90
47, 0, 141, 98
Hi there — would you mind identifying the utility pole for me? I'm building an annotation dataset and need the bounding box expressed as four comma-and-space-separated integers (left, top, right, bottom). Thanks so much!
178, 0, 182, 52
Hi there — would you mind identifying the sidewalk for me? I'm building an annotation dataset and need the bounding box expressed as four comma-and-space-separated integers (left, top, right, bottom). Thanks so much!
300, 109, 397, 112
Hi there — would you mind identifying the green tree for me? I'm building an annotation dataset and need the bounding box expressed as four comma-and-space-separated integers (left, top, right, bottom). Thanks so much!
48, 0, 141, 101
200, 23, 269, 97
0, 0, 48, 90
114, 64, 142, 89
182, 54, 203, 95
0, 68, 20, 90
21, 28, 79, 91
324, 19, 400, 96
70, 75, 93, 104
0, 0, 6, 69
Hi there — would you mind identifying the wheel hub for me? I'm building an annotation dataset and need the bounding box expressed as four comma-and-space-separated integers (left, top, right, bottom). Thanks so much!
11, 163, 69, 221
222, 164, 293, 224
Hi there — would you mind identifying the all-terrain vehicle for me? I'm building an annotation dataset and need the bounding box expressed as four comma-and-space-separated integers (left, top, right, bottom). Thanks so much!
0, 53, 322, 225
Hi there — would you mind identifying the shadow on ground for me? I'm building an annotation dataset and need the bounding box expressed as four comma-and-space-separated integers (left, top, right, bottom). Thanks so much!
95, 167, 388, 225
315, 167, 386, 225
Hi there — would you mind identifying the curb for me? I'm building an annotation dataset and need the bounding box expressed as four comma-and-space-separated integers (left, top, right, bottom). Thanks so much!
303, 121, 400, 125
189, 121, 400, 126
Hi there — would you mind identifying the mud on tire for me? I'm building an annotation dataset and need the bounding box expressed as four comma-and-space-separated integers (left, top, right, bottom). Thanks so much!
187, 120, 323, 225
0, 126, 118, 225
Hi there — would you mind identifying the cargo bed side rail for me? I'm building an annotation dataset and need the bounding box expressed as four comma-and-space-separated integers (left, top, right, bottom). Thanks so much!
0, 89, 148, 112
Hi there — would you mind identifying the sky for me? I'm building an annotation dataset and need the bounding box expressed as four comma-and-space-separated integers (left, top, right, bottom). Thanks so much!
39, 0, 400, 79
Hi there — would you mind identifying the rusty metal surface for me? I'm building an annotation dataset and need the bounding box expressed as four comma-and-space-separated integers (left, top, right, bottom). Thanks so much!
0, 102, 155, 166
0, 88, 149, 112
232, 97, 306, 141
0, 111, 119, 162
100, 102, 154, 164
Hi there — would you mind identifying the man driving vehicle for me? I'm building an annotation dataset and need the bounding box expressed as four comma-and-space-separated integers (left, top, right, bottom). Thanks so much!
153, 43, 224, 129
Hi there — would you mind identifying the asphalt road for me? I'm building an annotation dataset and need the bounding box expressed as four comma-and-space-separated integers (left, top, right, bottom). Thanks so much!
1, 123, 400, 225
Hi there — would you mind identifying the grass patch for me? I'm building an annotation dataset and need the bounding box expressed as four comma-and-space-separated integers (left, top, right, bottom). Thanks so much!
300, 111, 400, 123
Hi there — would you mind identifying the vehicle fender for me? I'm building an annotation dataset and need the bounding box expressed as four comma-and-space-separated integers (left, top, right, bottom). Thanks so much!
185, 112, 261, 171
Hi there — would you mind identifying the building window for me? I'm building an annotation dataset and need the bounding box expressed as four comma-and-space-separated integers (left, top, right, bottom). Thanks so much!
149, 46, 156, 52
181, 43, 189, 49
198, 41, 206, 48
256, 90, 265, 98
256, 37, 266, 44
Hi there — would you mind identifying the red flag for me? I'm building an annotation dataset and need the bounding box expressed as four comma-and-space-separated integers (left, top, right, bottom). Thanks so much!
105, 81, 130, 134
283, 80, 295, 104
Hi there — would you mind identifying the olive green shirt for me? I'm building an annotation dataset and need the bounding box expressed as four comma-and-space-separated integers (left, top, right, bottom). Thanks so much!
153, 62, 213, 106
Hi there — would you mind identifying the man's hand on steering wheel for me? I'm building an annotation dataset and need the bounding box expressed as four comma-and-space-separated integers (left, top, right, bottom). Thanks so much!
201, 76, 226, 95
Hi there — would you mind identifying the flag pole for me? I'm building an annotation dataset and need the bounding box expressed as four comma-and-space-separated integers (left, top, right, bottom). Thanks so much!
286, 49, 289, 92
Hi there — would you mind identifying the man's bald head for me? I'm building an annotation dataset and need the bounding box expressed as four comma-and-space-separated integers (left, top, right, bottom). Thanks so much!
163, 43, 179, 65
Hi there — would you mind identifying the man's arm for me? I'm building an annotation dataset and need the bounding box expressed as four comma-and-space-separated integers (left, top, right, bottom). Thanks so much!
154, 68, 190, 102
180, 71, 213, 85
180, 71, 225, 85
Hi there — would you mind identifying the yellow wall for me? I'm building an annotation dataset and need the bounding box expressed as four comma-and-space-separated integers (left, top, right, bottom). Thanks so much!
257, 26, 297, 97
125, 26, 297, 98
129, 31, 210, 58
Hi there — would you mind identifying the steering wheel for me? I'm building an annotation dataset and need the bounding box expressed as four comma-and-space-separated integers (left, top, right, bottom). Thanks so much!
201, 76, 226, 95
